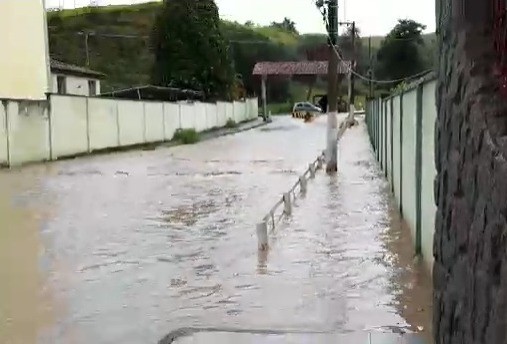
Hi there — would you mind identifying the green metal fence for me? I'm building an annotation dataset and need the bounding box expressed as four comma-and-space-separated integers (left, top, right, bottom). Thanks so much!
365, 77, 437, 269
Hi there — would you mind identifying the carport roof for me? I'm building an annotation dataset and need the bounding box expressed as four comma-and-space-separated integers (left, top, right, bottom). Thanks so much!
252, 61, 351, 76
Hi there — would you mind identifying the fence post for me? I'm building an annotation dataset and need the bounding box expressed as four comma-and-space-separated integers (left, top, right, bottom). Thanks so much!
283, 193, 292, 215
308, 163, 316, 178
399, 91, 404, 215
256, 221, 268, 251
317, 156, 323, 169
415, 84, 424, 255
299, 176, 307, 193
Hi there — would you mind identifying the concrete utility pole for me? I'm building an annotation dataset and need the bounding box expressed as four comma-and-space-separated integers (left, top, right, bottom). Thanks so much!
326, 0, 339, 173
349, 21, 356, 121
340, 20, 356, 122
368, 36, 373, 99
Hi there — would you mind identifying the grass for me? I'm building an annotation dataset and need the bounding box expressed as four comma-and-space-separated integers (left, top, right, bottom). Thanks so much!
225, 118, 238, 128
173, 128, 200, 144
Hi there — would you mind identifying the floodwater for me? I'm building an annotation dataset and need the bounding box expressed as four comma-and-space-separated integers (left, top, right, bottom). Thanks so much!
0, 115, 432, 343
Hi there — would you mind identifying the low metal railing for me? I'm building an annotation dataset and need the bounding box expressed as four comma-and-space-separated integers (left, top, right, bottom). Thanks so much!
256, 117, 354, 250
256, 152, 324, 250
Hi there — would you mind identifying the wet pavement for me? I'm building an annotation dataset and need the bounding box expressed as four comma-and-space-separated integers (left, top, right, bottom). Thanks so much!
0, 115, 432, 344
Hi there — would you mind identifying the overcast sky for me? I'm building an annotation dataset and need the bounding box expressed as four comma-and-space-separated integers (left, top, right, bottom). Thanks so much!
45, 0, 436, 36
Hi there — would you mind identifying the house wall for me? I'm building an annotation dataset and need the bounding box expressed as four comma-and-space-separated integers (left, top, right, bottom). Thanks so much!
0, 0, 50, 100
0, 104, 7, 166
0, 96, 258, 167
50, 95, 89, 158
6, 101, 51, 165
51, 73, 101, 96
366, 78, 437, 269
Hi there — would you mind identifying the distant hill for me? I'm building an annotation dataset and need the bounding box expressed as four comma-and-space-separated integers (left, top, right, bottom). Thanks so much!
47, 2, 303, 92
47, 2, 435, 94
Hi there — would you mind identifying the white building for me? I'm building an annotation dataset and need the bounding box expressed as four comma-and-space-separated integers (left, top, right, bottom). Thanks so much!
0, 0, 51, 100
50, 59, 104, 96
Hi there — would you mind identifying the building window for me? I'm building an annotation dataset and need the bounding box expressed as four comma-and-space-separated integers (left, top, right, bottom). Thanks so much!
57, 76, 66, 94
88, 80, 97, 96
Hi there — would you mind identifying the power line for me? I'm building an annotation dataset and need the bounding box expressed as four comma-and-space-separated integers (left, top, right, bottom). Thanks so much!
312, 0, 432, 85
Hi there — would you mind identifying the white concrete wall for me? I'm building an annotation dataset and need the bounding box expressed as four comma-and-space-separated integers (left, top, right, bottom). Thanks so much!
50, 95, 89, 158
144, 102, 164, 142
379, 100, 385, 172
421, 80, 437, 268
206, 103, 218, 129
194, 102, 207, 132
252, 99, 259, 119
0, 0, 50, 100
0, 104, 8, 166
88, 98, 119, 151
226, 103, 234, 123
392, 96, 402, 207
6, 101, 50, 165
217, 102, 227, 127
163, 103, 180, 140
386, 99, 393, 184
401, 90, 418, 238
51, 74, 101, 96
180, 103, 195, 129
367, 79, 437, 269
117, 100, 144, 146
233, 101, 239, 123
0, 97, 258, 167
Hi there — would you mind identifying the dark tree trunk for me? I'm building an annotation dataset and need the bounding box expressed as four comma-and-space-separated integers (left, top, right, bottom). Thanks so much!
434, 0, 507, 343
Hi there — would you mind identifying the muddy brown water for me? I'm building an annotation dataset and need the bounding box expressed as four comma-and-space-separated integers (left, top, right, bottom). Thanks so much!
0, 116, 432, 343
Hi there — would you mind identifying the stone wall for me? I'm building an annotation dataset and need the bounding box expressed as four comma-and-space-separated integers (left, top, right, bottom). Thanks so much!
433, 0, 507, 343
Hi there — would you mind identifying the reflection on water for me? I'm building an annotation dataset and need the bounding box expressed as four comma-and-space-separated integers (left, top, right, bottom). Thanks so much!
0, 166, 55, 344
0, 116, 432, 343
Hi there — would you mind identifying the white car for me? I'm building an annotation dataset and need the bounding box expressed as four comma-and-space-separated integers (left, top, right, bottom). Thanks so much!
292, 102, 322, 114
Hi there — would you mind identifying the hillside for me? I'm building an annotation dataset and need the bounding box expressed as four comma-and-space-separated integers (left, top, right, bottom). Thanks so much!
47, 2, 436, 95
47, 2, 301, 92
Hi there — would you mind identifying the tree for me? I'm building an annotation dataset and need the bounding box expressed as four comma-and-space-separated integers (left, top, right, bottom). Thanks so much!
151, 0, 235, 100
270, 17, 298, 35
220, 20, 297, 102
338, 24, 366, 74
375, 19, 428, 85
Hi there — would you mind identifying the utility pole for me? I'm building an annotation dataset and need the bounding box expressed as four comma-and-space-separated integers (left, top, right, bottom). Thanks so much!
349, 21, 356, 121
85, 32, 90, 67
326, 0, 339, 173
340, 20, 356, 122
368, 36, 373, 99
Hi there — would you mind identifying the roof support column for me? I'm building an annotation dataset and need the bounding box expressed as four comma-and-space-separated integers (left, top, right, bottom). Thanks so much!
261, 74, 268, 121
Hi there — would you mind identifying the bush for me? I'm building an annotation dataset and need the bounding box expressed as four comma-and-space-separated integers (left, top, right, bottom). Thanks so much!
173, 128, 200, 144
225, 118, 237, 128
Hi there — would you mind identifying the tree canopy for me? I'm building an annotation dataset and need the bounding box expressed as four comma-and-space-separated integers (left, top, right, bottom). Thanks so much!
151, 0, 235, 100
270, 17, 299, 35
375, 19, 429, 84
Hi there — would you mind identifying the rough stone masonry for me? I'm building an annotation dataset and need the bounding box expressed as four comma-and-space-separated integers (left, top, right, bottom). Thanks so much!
434, 0, 507, 343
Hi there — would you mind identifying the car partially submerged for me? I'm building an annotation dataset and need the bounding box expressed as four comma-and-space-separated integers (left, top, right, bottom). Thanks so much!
292, 102, 322, 122
292, 101, 322, 115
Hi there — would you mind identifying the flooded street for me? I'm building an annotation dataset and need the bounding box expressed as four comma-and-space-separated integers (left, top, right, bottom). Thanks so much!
0, 116, 432, 343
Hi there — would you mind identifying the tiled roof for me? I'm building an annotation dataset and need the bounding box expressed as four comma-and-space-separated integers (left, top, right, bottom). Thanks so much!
50, 59, 105, 78
252, 61, 351, 76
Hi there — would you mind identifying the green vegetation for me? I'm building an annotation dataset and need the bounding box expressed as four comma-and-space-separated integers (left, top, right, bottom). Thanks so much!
151, 0, 235, 100
225, 118, 237, 128
376, 20, 431, 87
266, 102, 292, 115
173, 128, 200, 144
47, 2, 436, 102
